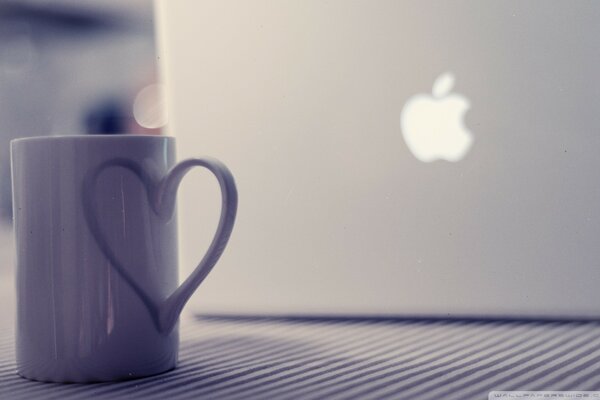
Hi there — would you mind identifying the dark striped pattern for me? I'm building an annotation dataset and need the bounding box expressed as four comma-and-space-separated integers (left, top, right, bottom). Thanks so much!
1, 316, 600, 399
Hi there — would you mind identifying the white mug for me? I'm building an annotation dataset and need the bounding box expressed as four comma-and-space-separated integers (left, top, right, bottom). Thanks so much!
11, 135, 237, 382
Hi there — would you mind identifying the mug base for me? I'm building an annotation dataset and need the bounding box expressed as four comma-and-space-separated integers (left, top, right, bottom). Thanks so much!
17, 363, 177, 384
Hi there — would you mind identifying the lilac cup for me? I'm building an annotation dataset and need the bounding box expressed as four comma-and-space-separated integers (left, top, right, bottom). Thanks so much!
11, 135, 237, 382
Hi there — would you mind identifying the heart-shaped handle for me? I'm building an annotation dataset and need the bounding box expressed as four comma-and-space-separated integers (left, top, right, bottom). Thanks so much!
82, 157, 238, 334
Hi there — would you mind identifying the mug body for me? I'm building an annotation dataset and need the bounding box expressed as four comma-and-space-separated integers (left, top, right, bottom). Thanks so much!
11, 135, 179, 382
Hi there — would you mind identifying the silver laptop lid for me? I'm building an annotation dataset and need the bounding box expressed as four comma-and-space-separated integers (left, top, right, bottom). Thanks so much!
157, 1, 600, 317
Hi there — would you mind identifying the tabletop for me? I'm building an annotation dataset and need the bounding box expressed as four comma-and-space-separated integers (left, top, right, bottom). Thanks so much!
1, 226, 600, 399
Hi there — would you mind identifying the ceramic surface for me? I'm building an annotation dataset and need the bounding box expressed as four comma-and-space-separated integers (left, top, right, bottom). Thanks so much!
11, 135, 237, 382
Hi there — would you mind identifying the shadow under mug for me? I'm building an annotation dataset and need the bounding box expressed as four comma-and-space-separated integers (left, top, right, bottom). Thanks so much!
11, 135, 237, 383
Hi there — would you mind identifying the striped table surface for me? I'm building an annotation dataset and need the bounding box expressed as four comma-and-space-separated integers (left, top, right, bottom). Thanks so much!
1, 315, 600, 400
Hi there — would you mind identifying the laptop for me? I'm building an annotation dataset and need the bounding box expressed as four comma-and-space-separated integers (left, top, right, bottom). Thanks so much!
156, 1, 600, 318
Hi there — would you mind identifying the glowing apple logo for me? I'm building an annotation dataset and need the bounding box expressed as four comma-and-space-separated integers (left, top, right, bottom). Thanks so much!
400, 72, 473, 162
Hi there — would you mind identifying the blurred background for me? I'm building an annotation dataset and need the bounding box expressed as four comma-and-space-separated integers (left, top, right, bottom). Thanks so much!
3, 0, 600, 319
0, 0, 162, 219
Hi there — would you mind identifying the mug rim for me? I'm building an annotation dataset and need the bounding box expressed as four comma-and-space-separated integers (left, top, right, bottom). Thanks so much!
11, 135, 174, 145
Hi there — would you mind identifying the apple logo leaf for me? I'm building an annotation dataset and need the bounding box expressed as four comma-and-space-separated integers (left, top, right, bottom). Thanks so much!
432, 72, 455, 98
